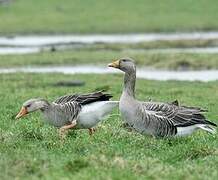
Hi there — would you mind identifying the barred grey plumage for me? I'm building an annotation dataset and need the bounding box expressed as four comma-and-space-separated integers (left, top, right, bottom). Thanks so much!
54, 91, 112, 105
108, 58, 217, 137
16, 91, 118, 133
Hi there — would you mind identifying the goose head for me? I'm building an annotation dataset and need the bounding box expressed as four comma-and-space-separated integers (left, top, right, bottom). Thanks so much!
108, 57, 136, 73
15, 98, 48, 119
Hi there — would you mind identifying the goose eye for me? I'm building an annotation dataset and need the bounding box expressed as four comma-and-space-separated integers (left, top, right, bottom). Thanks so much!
122, 59, 127, 62
26, 104, 31, 108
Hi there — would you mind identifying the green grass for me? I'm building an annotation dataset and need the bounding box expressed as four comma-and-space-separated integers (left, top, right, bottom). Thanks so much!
0, 73, 218, 179
88, 39, 218, 50
1, 49, 218, 70
1, 0, 218, 34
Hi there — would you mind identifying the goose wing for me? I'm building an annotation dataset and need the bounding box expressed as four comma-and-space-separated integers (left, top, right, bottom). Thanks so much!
142, 101, 216, 127
55, 101, 82, 122
53, 91, 112, 105
54, 94, 80, 104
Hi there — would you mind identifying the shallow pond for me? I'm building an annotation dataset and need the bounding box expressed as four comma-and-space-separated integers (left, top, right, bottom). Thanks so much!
0, 66, 217, 82
1, 32, 218, 54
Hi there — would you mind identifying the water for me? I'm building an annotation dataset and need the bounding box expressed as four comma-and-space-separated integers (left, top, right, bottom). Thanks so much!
2, 46, 218, 55
1, 32, 218, 55
1, 32, 218, 46
0, 66, 217, 82
0, 47, 41, 55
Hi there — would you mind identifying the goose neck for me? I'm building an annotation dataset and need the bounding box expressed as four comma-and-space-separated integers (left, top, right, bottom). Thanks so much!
39, 100, 50, 111
123, 71, 136, 97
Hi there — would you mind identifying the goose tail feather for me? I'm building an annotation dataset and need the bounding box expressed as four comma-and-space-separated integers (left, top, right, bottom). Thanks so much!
198, 125, 216, 134
205, 120, 217, 127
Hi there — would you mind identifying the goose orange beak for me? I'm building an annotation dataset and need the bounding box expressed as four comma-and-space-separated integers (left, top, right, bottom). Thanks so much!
108, 60, 120, 68
15, 107, 28, 119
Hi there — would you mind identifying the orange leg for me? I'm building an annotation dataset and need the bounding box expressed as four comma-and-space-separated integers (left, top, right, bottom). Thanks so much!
88, 128, 96, 136
59, 120, 77, 139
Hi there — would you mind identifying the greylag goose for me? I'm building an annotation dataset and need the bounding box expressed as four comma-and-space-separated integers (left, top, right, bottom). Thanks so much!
16, 91, 118, 135
108, 58, 217, 137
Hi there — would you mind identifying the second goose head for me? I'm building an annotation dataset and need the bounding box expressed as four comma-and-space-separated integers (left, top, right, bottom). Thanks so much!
15, 98, 49, 119
108, 57, 136, 74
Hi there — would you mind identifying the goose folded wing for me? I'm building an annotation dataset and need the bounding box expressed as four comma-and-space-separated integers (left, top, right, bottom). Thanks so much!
58, 101, 82, 122
142, 102, 214, 127
140, 103, 176, 136
53, 91, 112, 105
54, 94, 80, 104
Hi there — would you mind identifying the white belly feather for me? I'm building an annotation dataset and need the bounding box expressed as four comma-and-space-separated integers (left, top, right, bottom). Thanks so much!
77, 101, 118, 129
176, 124, 216, 137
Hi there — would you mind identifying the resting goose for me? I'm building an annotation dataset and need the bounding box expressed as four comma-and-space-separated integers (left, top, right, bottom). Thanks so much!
108, 58, 217, 137
16, 91, 118, 135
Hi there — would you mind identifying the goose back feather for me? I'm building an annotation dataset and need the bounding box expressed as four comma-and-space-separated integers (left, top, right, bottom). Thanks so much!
54, 91, 112, 105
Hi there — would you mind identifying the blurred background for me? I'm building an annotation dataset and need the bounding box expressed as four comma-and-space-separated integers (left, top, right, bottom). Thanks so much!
0, 0, 218, 74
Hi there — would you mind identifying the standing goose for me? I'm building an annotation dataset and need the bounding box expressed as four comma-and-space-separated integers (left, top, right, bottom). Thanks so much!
16, 91, 118, 135
108, 58, 217, 137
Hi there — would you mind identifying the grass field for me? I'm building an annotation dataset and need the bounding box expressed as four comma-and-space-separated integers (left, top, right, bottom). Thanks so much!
0, 73, 218, 179
1, 0, 218, 34
0, 49, 218, 70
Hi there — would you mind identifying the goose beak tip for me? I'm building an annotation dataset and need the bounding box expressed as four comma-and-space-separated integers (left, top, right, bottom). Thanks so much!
108, 63, 114, 67
108, 60, 120, 68
15, 107, 27, 120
